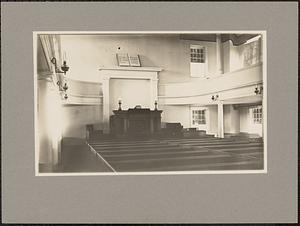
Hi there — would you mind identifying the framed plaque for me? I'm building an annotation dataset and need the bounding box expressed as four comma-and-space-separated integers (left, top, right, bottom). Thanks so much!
128, 54, 141, 67
116, 53, 130, 66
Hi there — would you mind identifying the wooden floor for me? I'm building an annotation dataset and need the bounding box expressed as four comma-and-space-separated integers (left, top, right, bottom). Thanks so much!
87, 136, 264, 172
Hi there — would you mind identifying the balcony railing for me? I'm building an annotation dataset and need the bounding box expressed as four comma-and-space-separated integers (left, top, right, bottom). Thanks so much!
159, 63, 263, 99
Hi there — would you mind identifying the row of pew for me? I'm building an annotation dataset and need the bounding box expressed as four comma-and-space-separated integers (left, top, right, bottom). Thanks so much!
87, 136, 264, 172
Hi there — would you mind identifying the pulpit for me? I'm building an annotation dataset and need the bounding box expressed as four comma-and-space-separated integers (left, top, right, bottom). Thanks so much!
110, 108, 162, 138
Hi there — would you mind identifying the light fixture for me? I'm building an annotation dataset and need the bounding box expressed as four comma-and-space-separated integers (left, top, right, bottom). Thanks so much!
254, 85, 263, 95
211, 94, 219, 101
61, 60, 69, 74
51, 56, 70, 100
63, 83, 68, 91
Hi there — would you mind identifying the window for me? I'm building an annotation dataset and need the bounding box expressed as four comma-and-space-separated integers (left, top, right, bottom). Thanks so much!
252, 106, 262, 124
243, 38, 261, 67
190, 46, 205, 63
190, 45, 207, 77
192, 109, 206, 125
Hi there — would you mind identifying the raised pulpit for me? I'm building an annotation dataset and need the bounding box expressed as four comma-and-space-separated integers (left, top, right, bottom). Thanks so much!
110, 107, 162, 138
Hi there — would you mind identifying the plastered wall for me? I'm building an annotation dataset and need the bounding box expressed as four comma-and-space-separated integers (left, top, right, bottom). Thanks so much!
38, 79, 62, 165
109, 78, 151, 113
60, 34, 217, 85
62, 105, 102, 138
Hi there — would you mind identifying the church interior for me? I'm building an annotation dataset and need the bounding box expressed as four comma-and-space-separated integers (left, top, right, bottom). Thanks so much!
35, 32, 265, 173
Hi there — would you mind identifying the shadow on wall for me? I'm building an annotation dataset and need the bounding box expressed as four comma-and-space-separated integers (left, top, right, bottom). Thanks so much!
138, 55, 156, 67
62, 105, 103, 139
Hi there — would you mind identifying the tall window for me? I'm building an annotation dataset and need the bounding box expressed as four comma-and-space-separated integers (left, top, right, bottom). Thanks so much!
190, 45, 207, 77
192, 109, 206, 125
243, 38, 261, 67
252, 106, 262, 124
190, 46, 205, 63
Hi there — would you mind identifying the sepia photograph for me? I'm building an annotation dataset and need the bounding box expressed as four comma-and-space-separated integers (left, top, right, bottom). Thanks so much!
2, 1, 298, 224
34, 31, 266, 175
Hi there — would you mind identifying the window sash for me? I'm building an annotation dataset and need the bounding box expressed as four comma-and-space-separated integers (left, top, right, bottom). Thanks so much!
252, 107, 263, 124
192, 109, 206, 125
190, 46, 205, 63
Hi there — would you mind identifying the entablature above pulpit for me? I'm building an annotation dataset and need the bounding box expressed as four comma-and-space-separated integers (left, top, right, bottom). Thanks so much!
98, 66, 162, 81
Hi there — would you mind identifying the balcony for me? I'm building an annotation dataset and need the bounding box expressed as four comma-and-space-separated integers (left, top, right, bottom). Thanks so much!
159, 63, 263, 105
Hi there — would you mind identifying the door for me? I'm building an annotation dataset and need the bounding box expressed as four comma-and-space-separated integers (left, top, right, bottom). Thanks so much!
190, 107, 208, 131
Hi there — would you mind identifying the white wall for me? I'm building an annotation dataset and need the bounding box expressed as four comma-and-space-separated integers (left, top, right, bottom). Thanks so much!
109, 78, 151, 113
38, 79, 62, 166
160, 105, 190, 128
222, 41, 231, 73
207, 105, 218, 135
60, 35, 217, 86
204, 104, 262, 137
229, 42, 245, 72
58, 79, 103, 138
224, 105, 240, 134
239, 106, 262, 136
239, 107, 250, 133
67, 79, 102, 96
62, 105, 102, 138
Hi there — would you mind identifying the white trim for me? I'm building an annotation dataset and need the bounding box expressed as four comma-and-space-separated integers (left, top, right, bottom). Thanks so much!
34, 31, 266, 35
159, 81, 262, 99
34, 34, 39, 176
99, 67, 162, 133
62, 102, 103, 106
190, 45, 208, 78
190, 106, 209, 132
87, 143, 116, 173
66, 77, 103, 84
159, 62, 262, 86
99, 66, 163, 72
262, 31, 267, 171
67, 93, 103, 98
36, 169, 267, 176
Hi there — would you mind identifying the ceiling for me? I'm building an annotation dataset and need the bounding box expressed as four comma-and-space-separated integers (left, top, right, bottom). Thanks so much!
179, 34, 260, 46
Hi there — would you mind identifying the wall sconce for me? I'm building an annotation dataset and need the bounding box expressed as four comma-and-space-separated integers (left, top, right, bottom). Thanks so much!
61, 60, 69, 75
51, 57, 69, 75
254, 85, 263, 95
51, 56, 69, 99
211, 94, 219, 101
62, 82, 68, 92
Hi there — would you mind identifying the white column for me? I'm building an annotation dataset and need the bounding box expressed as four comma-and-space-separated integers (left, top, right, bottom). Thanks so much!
216, 34, 223, 75
217, 101, 224, 138
150, 77, 158, 109
102, 77, 110, 134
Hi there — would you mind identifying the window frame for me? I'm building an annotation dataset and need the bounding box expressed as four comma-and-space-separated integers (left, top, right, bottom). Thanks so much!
190, 44, 208, 78
190, 106, 209, 131
243, 37, 261, 67
190, 45, 206, 63
251, 106, 263, 124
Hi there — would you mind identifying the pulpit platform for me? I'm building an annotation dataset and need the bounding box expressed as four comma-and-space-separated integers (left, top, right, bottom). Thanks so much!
110, 108, 162, 139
